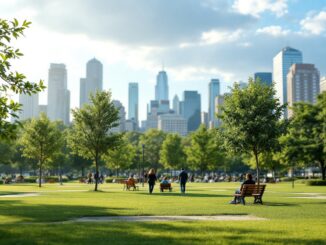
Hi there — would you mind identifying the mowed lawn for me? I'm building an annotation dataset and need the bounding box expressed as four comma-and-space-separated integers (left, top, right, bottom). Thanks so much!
0, 182, 325, 244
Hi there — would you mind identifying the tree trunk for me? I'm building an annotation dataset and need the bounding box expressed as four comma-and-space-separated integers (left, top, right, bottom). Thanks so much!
320, 160, 325, 180
81, 167, 85, 178
59, 163, 63, 185
254, 150, 260, 186
94, 154, 99, 191
38, 161, 42, 188
116, 168, 119, 178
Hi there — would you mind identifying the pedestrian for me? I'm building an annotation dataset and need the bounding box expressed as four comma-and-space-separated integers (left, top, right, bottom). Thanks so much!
179, 168, 188, 194
147, 168, 157, 194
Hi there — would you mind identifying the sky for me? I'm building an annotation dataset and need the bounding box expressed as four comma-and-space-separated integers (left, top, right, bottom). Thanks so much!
1, 0, 326, 121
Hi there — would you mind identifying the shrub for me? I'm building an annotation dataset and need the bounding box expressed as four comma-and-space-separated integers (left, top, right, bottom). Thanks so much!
280, 177, 297, 182
105, 177, 125, 183
305, 180, 326, 186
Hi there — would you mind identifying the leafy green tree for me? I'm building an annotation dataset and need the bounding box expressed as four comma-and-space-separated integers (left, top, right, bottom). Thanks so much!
139, 129, 166, 170
185, 125, 223, 174
220, 78, 285, 184
0, 140, 14, 165
124, 131, 142, 169
160, 134, 185, 170
20, 113, 63, 187
0, 18, 44, 140
67, 91, 121, 191
104, 136, 136, 176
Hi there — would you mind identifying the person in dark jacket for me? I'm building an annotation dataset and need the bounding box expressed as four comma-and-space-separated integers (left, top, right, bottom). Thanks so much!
147, 168, 157, 194
179, 168, 188, 194
230, 173, 255, 204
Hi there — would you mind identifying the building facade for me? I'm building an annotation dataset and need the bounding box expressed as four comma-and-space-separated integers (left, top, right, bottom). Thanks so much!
172, 94, 180, 114
47, 63, 70, 125
287, 64, 320, 117
208, 79, 220, 126
128, 82, 139, 127
254, 72, 272, 86
273, 47, 303, 118
158, 114, 187, 136
155, 70, 169, 101
321, 77, 326, 93
18, 93, 39, 121
214, 94, 225, 127
111, 100, 126, 133
182, 91, 201, 132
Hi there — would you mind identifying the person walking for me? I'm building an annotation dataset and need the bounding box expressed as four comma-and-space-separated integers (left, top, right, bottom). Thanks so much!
179, 168, 188, 194
147, 168, 157, 194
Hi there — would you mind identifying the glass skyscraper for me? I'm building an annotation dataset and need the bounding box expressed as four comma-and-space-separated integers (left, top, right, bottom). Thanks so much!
254, 72, 272, 86
273, 47, 302, 117
182, 91, 201, 132
155, 70, 169, 101
208, 79, 220, 125
128, 82, 139, 126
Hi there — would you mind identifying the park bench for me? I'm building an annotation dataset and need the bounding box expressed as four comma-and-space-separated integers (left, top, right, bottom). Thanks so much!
160, 183, 172, 192
233, 184, 266, 205
122, 180, 139, 191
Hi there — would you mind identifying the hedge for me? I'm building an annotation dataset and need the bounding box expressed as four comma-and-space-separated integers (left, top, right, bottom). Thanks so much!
305, 180, 326, 186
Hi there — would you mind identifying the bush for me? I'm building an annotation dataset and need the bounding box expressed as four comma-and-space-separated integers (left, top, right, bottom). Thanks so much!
24, 176, 69, 183
280, 177, 297, 182
305, 180, 326, 186
105, 177, 125, 183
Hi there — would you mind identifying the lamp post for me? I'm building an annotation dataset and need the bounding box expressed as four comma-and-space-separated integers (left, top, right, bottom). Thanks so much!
142, 144, 145, 187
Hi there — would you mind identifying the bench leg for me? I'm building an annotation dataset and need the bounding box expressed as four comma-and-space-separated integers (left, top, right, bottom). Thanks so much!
240, 197, 246, 205
254, 196, 263, 204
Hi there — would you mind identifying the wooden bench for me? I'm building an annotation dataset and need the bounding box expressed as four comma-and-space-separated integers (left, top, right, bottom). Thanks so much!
122, 180, 139, 191
233, 184, 266, 205
160, 183, 172, 192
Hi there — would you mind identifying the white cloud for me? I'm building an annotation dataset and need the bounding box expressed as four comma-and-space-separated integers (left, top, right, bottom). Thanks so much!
232, 0, 288, 18
200, 29, 243, 44
300, 11, 326, 35
256, 25, 290, 36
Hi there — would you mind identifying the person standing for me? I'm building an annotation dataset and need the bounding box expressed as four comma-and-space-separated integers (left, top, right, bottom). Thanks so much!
179, 168, 188, 194
147, 168, 157, 194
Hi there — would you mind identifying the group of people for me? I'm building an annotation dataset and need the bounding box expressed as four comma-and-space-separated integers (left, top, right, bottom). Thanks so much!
146, 168, 189, 194
86, 172, 105, 184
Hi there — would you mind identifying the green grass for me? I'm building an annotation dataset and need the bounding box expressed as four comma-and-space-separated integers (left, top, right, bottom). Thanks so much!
0, 182, 325, 244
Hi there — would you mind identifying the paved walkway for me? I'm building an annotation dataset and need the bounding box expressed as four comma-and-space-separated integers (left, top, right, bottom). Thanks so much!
73, 215, 267, 222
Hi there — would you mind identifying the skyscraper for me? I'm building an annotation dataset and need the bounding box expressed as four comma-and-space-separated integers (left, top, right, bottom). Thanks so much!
155, 70, 169, 101
208, 79, 220, 125
321, 77, 326, 93
287, 64, 320, 117
47, 63, 70, 125
182, 91, 201, 132
18, 92, 39, 121
273, 47, 303, 117
254, 72, 272, 86
80, 58, 103, 107
172, 94, 180, 114
128, 83, 139, 126
111, 100, 126, 133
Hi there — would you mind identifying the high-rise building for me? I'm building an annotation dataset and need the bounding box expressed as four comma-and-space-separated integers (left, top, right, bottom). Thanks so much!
273, 47, 303, 117
214, 94, 225, 127
18, 93, 39, 121
287, 64, 320, 117
80, 58, 103, 107
208, 79, 220, 126
254, 72, 272, 86
155, 70, 169, 101
128, 83, 139, 127
172, 95, 180, 114
321, 77, 326, 93
111, 100, 126, 133
182, 91, 201, 132
47, 63, 70, 125
158, 114, 187, 136
38, 105, 47, 116
201, 112, 208, 128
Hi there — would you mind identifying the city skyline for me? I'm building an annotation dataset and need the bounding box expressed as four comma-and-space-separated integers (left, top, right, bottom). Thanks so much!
1, 0, 326, 122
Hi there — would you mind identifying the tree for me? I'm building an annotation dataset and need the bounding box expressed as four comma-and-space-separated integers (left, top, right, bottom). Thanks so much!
139, 129, 166, 170
220, 78, 285, 184
160, 134, 185, 170
20, 113, 63, 187
104, 136, 136, 176
0, 18, 44, 140
67, 91, 121, 191
185, 125, 223, 174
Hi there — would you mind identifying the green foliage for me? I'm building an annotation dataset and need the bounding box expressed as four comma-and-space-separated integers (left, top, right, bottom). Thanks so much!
139, 129, 166, 169
220, 78, 285, 182
67, 90, 121, 191
160, 134, 185, 170
0, 140, 14, 164
305, 180, 326, 186
19, 113, 63, 187
0, 18, 45, 140
185, 125, 223, 173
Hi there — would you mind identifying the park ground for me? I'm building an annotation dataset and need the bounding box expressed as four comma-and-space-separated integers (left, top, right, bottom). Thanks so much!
0, 182, 325, 244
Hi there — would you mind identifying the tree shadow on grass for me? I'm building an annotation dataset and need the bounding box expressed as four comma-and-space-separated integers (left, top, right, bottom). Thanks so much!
0, 200, 133, 223
263, 202, 299, 207
135, 192, 230, 198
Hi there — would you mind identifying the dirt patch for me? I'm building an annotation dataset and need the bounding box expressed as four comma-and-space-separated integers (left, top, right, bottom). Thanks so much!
0, 193, 39, 198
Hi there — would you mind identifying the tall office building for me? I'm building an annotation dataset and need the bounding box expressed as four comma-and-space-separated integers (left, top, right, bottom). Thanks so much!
158, 114, 187, 136
214, 94, 225, 127
111, 100, 126, 133
321, 77, 326, 93
80, 58, 103, 107
254, 72, 272, 86
182, 91, 201, 132
287, 64, 320, 117
128, 83, 139, 126
172, 95, 180, 114
155, 70, 169, 101
273, 47, 303, 117
201, 112, 208, 128
47, 63, 70, 125
208, 79, 220, 126
18, 93, 39, 121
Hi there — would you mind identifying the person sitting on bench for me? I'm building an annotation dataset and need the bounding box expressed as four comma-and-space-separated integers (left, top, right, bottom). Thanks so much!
229, 173, 255, 204
127, 175, 137, 190
161, 176, 169, 184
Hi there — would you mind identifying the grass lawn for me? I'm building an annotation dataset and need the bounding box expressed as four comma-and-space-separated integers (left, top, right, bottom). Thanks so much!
0, 182, 325, 244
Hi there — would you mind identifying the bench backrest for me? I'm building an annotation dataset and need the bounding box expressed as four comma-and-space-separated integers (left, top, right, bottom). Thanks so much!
160, 183, 171, 188
240, 184, 266, 196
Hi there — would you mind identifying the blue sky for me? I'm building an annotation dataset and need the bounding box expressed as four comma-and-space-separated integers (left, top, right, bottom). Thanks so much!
1, 0, 325, 121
